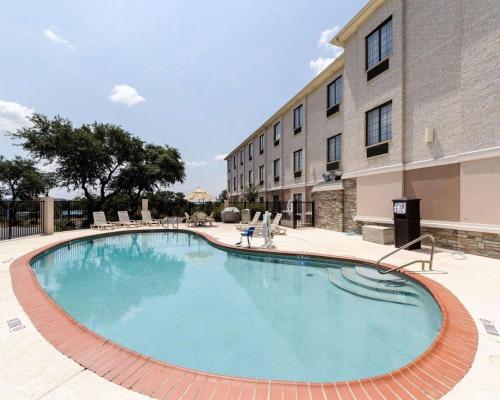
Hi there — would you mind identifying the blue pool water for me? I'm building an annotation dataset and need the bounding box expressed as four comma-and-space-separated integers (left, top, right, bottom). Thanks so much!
31, 232, 442, 382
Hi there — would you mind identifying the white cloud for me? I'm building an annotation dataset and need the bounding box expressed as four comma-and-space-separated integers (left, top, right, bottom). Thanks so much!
309, 49, 343, 75
310, 26, 344, 76
213, 153, 227, 162
43, 27, 75, 51
318, 26, 340, 47
0, 100, 34, 133
185, 161, 209, 167
109, 84, 146, 107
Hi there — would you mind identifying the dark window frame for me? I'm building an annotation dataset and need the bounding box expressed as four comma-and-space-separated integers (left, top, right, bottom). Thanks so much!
259, 134, 265, 154
365, 16, 393, 71
233, 176, 237, 190
248, 143, 253, 160
365, 100, 392, 147
327, 134, 342, 163
273, 158, 280, 182
293, 104, 303, 133
248, 169, 253, 185
327, 76, 342, 109
293, 149, 303, 173
233, 156, 236, 169
240, 173, 243, 189
259, 165, 264, 185
273, 122, 281, 146
239, 149, 244, 166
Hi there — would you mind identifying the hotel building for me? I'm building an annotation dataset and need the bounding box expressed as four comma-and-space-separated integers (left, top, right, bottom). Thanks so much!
225, 0, 500, 258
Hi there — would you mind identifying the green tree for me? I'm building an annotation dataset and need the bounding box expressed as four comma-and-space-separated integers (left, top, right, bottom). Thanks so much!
111, 144, 185, 210
0, 156, 52, 202
216, 189, 227, 203
12, 114, 185, 211
242, 183, 260, 204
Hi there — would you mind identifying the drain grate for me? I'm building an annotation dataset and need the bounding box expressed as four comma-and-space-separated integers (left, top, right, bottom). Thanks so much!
7, 318, 25, 332
480, 319, 499, 337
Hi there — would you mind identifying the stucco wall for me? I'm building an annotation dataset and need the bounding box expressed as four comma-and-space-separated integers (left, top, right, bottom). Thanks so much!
461, 157, 500, 225
357, 171, 403, 218
404, 164, 460, 221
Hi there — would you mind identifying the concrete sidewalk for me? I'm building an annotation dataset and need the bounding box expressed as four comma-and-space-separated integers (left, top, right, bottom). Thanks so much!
1, 225, 499, 399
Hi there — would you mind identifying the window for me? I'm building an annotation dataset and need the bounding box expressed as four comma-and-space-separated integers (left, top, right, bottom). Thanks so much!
259, 196, 264, 203
228, 179, 230, 192
366, 101, 392, 146
233, 177, 236, 190
259, 134, 265, 154
273, 195, 280, 212
293, 149, 303, 177
273, 158, 280, 182
233, 156, 236, 169
227, 160, 230, 173
273, 122, 281, 145
293, 193, 302, 204
240, 173, 243, 189
293, 105, 303, 133
259, 165, 264, 185
248, 170, 253, 185
248, 143, 253, 160
327, 134, 342, 162
327, 76, 342, 109
239, 149, 244, 165
366, 17, 392, 73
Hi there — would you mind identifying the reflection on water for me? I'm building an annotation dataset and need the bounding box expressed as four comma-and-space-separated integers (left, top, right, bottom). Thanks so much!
31, 232, 442, 382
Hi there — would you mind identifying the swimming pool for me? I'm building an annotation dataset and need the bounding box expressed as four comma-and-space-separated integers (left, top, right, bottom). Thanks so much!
31, 231, 442, 382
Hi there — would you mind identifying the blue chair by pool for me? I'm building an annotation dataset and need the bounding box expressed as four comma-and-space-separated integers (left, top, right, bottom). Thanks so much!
239, 226, 255, 248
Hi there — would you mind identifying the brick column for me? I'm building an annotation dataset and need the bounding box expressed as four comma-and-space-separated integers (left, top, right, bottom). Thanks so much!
141, 198, 148, 211
43, 196, 54, 235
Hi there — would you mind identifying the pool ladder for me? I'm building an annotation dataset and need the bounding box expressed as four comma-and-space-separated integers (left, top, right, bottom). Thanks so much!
376, 234, 435, 274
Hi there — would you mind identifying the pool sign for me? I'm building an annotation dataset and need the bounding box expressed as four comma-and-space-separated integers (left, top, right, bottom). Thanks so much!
393, 201, 406, 215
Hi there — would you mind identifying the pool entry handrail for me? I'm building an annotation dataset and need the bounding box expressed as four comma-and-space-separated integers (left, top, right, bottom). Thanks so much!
376, 234, 435, 274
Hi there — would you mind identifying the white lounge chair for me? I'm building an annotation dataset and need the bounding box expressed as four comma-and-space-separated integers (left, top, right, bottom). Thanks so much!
140, 210, 162, 226
185, 212, 195, 226
90, 211, 114, 230
115, 211, 140, 227
271, 213, 286, 235
236, 211, 261, 231
255, 213, 286, 236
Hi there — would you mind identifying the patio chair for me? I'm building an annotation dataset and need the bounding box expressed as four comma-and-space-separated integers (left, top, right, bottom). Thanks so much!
236, 211, 261, 231
238, 226, 255, 248
270, 213, 286, 235
195, 212, 207, 226
115, 211, 140, 227
206, 211, 215, 226
90, 212, 114, 230
185, 212, 195, 226
140, 210, 162, 226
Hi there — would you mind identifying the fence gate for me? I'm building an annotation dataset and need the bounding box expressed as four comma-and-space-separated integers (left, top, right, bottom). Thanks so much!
0, 200, 44, 240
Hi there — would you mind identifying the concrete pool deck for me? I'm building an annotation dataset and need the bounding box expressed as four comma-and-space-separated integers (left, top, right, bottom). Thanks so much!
1, 224, 499, 399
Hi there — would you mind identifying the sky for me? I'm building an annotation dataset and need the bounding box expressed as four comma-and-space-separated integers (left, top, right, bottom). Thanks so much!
0, 0, 365, 199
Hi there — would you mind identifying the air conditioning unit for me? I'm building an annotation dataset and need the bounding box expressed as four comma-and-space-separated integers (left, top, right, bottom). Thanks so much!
322, 172, 332, 182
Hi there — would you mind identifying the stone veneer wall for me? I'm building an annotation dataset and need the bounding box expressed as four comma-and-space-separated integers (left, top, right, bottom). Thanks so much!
343, 178, 359, 233
356, 221, 500, 260
314, 190, 344, 231
313, 178, 359, 233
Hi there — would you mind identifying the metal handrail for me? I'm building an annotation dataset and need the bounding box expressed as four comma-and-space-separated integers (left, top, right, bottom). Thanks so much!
376, 234, 435, 274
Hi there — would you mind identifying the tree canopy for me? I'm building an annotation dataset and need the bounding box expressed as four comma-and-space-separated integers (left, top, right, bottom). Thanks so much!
0, 156, 53, 202
242, 183, 260, 204
12, 114, 185, 209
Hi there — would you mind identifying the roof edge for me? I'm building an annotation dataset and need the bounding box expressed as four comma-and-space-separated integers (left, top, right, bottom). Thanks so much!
331, 0, 386, 47
225, 54, 344, 160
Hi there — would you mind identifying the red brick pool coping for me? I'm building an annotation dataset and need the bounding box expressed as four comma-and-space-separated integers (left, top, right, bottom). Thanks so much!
10, 229, 478, 400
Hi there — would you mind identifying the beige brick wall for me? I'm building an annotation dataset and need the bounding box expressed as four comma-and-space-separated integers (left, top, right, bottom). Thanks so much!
342, 0, 404, 174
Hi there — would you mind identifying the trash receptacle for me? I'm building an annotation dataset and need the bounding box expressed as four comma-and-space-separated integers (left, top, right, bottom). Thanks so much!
393, 197, 421, 249
241, 209, 251, 223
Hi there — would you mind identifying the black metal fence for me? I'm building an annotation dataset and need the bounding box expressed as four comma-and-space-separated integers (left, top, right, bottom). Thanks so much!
228, 201, 315, 228
0, 200, 44, 240
54, 200, 91, 232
